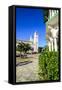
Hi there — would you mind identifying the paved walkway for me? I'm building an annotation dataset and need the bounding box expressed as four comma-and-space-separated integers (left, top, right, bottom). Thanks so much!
16, 54, 39, 82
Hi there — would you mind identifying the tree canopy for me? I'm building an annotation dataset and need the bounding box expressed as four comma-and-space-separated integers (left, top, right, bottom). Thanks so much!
16, 42, 32, 54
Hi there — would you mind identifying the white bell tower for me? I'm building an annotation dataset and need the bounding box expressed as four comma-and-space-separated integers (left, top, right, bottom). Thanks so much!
33, 32, 38, 52
30, 36, 33, 42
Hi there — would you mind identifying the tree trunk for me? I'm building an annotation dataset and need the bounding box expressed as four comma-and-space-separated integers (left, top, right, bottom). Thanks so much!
20, 51, 21, 57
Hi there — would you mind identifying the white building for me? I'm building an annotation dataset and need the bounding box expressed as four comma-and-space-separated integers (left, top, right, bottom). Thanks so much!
33, 32, 38, 52
16, 32, 38, 53
46, 9, 59, 52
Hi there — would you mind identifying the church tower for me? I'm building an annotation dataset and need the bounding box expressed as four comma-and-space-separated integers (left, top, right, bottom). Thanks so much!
33, 32, 38, 52
29, 35, 33, 49
30, 36, 33, 42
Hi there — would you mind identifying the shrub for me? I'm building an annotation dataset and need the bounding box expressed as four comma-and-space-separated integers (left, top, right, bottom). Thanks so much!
38, 47, 43, 53
38, 50, 59, 80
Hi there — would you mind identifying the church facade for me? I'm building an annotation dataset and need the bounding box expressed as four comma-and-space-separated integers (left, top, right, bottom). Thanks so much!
46, 10, 59, 52
16, 32, 38, 53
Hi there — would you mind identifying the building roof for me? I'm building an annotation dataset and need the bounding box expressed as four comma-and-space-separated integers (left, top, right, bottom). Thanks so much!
16, 39, 33, 44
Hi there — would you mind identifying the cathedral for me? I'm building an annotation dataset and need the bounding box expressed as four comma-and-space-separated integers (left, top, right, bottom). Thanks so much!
16, 32, 38, 53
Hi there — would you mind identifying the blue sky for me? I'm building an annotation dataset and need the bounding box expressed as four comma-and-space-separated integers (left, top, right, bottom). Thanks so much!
16, 7, 46, 47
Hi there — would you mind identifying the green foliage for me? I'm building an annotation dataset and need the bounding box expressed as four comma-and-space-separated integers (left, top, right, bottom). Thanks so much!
16, 42, 32, 54
38, 50, 59, 80
38, 47, 43, 53
44, 10, 49, 23
23, 43, 32, 53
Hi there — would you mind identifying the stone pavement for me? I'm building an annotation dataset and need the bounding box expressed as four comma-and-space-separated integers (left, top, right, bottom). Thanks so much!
16, 54, 39, 82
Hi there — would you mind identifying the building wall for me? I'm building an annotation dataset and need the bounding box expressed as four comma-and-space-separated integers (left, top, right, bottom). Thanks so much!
46, 9, 59, 52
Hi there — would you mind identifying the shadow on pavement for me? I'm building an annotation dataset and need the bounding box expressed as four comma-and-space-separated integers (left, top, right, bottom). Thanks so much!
16, 61, 32, 66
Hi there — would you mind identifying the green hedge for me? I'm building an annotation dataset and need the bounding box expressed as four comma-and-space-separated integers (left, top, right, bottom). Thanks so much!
38, 51, 59, 80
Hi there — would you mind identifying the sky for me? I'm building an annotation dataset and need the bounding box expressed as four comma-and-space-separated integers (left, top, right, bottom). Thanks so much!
16, 7, 46, 47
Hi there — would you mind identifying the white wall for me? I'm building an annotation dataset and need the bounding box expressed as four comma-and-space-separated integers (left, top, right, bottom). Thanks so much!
0, 0, 62, 90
